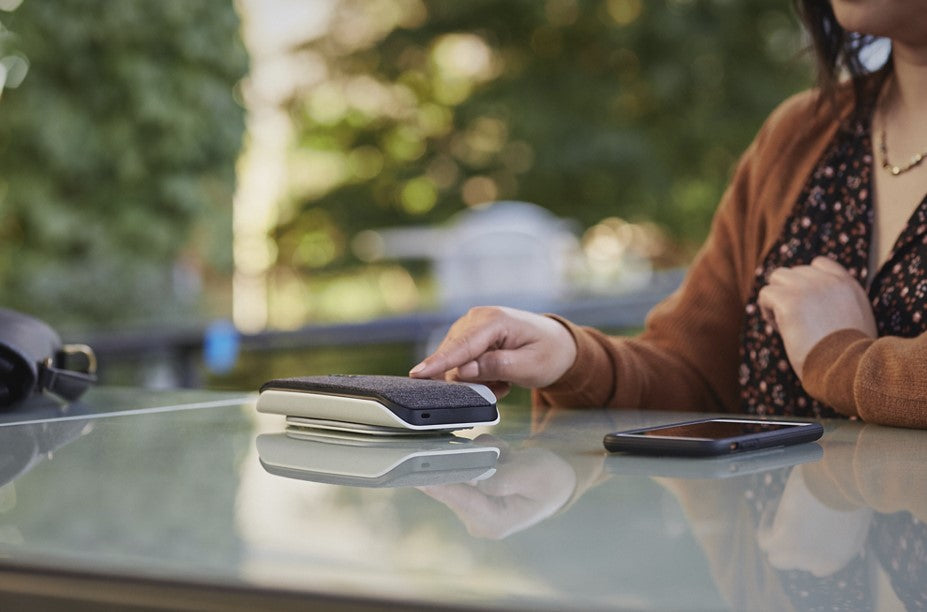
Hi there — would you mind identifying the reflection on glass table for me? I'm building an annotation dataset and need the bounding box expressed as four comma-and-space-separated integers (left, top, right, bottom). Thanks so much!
0, 388, 253, 593
0, 394, 93, 426
0, 386, 250, 427
415, 407, 927, 609
256, 429, 499, 488
2, 391, 926, 611
605, 442, 823, 479
657, 422, 927, 611
417, 434, 579, 540
0, 416, 92, 492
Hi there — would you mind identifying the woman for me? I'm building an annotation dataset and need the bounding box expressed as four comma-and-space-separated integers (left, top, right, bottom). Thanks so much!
410, 0, 927, 429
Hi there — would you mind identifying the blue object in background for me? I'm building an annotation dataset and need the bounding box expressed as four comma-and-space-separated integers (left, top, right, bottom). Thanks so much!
204, 320, 240, 374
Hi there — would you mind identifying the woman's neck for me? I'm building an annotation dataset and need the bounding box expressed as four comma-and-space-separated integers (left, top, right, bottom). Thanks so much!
879, 41, 927, 164
888, 42, 927, 119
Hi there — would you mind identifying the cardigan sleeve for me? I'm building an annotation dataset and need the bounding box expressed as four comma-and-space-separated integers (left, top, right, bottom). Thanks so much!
802, 329, 927, 428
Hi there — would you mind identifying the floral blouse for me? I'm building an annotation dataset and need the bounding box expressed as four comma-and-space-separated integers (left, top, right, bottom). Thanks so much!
738, 96, 927, 418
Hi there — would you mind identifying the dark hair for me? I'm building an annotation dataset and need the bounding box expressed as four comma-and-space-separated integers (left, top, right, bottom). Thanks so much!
793, 0, 889, 104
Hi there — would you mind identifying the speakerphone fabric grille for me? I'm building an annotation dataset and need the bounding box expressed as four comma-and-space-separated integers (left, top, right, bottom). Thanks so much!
261, 375, 492, 409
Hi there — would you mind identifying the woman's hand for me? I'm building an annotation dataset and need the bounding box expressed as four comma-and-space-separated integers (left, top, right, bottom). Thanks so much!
757, 256, 877, 380
408, 306, 577, 398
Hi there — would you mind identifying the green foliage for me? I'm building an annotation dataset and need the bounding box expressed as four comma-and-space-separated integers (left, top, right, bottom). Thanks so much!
277, 0, 813, 277
0, 0, 247, 328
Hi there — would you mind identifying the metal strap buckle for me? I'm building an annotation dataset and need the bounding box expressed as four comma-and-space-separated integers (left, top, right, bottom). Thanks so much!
58, 344, 98, 376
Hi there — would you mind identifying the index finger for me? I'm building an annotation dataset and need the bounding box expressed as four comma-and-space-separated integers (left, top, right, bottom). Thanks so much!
409, 315, 506, 379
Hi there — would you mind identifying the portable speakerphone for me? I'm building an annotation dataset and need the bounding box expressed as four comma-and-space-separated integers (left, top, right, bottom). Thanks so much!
257, 374, 500, 435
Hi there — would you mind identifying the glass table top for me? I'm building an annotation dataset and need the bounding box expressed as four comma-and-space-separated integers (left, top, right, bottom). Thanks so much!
0, 388, 923, 610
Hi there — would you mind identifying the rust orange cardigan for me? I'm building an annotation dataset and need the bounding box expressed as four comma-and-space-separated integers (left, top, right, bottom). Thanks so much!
536, 83, 927, 429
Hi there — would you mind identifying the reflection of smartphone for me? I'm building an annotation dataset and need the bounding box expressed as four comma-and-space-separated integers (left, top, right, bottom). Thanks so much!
603, 418, 823, 457
606, 442, 823, 479
256, 432, 500, 488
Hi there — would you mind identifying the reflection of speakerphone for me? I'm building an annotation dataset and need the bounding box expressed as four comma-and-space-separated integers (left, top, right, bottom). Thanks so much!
256, 431, 500, 488
606, 442, 823, 480
257, 375, 499, 435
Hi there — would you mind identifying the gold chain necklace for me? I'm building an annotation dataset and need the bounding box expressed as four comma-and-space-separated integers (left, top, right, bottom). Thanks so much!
878, 77, 927, 176
879, 128, 927, 176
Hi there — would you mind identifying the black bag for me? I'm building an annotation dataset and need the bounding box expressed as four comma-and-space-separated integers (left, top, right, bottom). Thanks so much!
0, 308, 96, 407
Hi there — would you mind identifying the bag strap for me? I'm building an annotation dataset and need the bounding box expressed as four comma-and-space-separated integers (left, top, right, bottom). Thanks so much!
36, 344, 97, 402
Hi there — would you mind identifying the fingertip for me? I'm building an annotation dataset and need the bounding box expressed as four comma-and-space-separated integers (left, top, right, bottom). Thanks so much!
410, 360, 441, 379
409, 361, 426, 377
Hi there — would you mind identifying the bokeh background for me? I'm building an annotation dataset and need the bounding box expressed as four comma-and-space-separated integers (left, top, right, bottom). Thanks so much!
0, 0, 813, 391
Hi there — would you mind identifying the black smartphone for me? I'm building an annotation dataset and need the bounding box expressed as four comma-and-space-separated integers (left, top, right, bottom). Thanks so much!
603, 417, 824, 457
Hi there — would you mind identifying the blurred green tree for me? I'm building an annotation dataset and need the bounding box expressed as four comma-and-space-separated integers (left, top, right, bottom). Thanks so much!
276, 0, 812, 277
0, 0, 246, 328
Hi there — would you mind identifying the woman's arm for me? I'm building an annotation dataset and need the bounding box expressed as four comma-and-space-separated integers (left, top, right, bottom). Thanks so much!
756, 256, 878, 381
802, 329, 927, 428
537, 90, 851, 411
416, 89, 849, 413
753, 255, 927, 428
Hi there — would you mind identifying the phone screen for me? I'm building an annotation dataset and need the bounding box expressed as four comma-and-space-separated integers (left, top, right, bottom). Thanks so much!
634, 419, 799, 440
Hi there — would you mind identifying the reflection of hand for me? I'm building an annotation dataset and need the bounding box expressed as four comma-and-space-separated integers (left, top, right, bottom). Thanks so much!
757, 256, 877, 380
418, 435, 577, 539
757, 466, 873, 577
408, 307, 577, 398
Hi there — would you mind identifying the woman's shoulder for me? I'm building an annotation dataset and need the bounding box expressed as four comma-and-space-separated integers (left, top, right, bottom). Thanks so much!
756, 82, 856, 148
728, 80, 859, 235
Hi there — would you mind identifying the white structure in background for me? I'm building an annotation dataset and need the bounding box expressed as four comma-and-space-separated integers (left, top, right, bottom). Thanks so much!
356, 201, 586, 310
